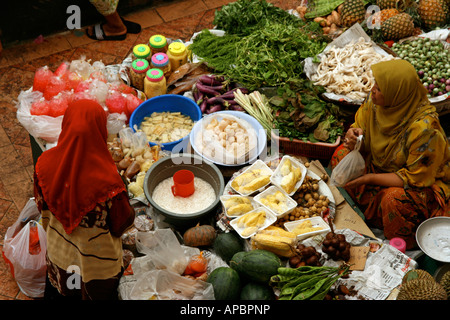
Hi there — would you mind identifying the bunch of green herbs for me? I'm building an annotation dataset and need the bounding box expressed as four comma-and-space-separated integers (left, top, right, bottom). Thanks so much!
213, 0, 304, 35
189, 20, 328, 90
270, 81, 344, 144
189, 0, 328, 90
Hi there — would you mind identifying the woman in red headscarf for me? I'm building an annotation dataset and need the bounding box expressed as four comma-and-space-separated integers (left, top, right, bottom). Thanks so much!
33, 99, 135, 300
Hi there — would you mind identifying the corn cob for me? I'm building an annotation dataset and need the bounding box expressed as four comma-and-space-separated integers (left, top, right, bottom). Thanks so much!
252, 233, 296, 258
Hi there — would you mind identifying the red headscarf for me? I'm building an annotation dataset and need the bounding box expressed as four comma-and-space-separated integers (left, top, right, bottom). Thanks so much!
35, 99, 126, 234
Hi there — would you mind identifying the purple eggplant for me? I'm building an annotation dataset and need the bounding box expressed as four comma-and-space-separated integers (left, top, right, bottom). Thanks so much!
199, 74, 224, 86
206, 96, 231, 107
196, 82, 223, 96
206, 104, 222, 114
200, 99, 208, 113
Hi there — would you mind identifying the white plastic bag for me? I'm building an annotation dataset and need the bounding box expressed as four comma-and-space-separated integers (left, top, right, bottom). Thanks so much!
330, 135, 365, 187
4, 198, 41, 242
16, 89, 63, 143
2, 220, 47, 298
136, 229, 188, 274
129, 269, 214, 300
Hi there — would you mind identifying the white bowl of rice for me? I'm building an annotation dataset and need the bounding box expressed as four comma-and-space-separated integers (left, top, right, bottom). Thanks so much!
143, 153, 224, 229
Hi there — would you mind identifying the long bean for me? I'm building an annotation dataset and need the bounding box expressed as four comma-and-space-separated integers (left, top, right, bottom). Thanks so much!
293, 277, 329, 300
273, 264, 351, 300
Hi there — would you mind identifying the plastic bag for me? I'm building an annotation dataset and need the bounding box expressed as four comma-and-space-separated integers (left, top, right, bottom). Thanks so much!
330, 135, 365, 187
4, 198, 41, 243
136, 229, 188, 274
128, 269, 214, 300
2, 220, 47, 298
16, 89, 63, 143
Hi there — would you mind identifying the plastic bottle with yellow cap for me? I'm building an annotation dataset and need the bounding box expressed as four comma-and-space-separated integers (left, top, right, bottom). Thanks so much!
151, 53, 171, 79
130, 59, 150, 92
133, 44, 151, 62
149, 35, 168, 56
167, 42, 188, 72
144, 68, 167, 100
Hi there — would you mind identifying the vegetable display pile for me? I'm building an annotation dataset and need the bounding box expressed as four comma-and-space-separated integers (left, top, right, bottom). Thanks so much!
311, 37, 396, 102
193, 74, 247, 114
269, 82, 344, 143
189, 0, 328, 91
391, 37, 450, 97
270, 264, 351, 300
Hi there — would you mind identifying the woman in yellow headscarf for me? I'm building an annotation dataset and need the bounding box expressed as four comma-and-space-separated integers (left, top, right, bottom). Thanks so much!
331, 59, 450, 250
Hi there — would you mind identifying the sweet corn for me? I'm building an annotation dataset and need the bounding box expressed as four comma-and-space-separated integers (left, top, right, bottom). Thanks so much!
251, 233, 296, 258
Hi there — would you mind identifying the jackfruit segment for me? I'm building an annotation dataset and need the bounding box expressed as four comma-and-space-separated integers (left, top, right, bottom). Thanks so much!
231, 169, 271, 194
291, 220, 323, 235
280, 166, 302, 194
237, 210, 266, 229
224, 196, 251, 209
227, 203, 254, 216
280, 158, 292, 176
259, 191, 289, 214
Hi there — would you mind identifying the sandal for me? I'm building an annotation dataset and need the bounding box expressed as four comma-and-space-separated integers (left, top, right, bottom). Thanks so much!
121, 18, 141, 34
86, 23, 127, 41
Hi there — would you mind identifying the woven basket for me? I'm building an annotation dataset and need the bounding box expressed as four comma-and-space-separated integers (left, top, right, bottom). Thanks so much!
271, 131, 341, 160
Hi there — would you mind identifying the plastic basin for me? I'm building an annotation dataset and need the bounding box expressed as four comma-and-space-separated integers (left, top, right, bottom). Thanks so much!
129, 94, 202, 152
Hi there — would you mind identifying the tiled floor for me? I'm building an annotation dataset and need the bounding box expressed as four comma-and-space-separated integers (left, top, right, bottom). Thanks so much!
0, 0, 300, 300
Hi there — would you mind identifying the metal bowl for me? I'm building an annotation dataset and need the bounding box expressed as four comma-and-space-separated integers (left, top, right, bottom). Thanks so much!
416, 216, 450, 263
143, 153, 224, 229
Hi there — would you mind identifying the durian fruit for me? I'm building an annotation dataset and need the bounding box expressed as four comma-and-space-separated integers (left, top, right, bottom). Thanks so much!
439, 270, 450, 299
402, 269, 434, 284
397, 278, 448, 300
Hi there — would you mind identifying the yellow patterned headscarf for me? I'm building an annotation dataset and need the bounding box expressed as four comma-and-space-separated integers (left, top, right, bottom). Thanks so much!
368, 59, 435, 169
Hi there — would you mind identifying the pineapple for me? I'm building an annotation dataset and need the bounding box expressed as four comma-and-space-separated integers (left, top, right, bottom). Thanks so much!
341, 0, 366, 27
381, 12, 414, 40
370, 8, 400, 26
377, 0, 406, 9
418, 0, 449, 29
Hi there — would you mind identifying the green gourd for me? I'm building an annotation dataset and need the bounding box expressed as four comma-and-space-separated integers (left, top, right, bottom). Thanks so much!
206, 267, 241, 300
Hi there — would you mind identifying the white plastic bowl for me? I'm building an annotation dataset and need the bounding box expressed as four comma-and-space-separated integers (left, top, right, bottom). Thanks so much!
189, 111, 267, 166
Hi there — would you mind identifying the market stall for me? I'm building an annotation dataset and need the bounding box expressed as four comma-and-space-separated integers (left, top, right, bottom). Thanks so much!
8, 0, 450, 301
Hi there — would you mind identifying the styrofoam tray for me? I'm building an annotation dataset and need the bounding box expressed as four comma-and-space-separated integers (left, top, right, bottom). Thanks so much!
230, 207, 276, 239
254, 186, 297, 218
230, 159, 273, 196
284, 216, 330, 241
220, 195, 259, 219
270, 155, 307, 196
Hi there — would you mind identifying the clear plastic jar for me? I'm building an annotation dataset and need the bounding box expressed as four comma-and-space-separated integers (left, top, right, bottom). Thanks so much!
149, 35, 168, 56
167, 42, 188, 72
130, 59, 150, 92
133, 44, 151, 62
151, 53, 171, 79
144, 68, 166, 99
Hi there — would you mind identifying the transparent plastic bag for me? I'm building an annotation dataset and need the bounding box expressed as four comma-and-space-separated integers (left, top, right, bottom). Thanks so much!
16, 89, 63, 143
128, 269, 214, 300
330, 135, 365, 187
135, 229, 188, 274
2, 220, 47, 298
